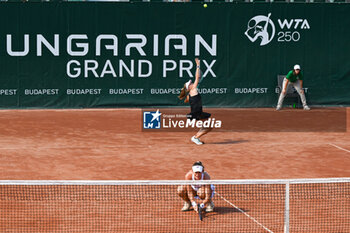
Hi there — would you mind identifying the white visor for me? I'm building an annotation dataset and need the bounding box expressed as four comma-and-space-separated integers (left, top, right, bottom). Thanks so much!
192, 165, 203, 173
294, 64, 301, 70
185, 80, 192, 90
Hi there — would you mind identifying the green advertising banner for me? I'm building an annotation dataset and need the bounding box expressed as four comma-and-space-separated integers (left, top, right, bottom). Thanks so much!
0, 2, 349, 108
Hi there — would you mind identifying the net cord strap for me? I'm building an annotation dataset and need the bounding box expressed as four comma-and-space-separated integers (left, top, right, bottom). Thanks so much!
284, 182, 290, 233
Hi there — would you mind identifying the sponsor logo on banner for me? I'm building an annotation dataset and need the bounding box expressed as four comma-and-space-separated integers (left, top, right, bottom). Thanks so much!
245, 13, 275, 46
245, 13, 310, 46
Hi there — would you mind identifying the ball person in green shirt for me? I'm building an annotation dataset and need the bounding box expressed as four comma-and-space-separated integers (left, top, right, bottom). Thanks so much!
276, 64, 310, 111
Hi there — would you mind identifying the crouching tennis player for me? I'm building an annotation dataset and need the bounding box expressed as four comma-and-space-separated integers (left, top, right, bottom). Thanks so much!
178, 58, 212, 145
177, 161, 215, 213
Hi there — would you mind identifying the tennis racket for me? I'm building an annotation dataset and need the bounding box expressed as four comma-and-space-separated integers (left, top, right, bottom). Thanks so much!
198, 203, 204, 221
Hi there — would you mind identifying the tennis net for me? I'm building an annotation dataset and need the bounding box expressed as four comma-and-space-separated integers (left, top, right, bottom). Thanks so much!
0, 178, 349, 233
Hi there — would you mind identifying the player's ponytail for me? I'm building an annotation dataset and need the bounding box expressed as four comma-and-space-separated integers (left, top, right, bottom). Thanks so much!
178, 84, 188, 102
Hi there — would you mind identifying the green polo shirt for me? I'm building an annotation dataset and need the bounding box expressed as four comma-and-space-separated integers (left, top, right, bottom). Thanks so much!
286, 70, 303, 83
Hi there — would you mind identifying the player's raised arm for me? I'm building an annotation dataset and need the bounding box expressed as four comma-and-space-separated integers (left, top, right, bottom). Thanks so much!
192, 58, 201, 88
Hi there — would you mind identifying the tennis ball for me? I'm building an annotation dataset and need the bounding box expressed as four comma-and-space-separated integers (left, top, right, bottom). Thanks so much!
203, 3, 207, 8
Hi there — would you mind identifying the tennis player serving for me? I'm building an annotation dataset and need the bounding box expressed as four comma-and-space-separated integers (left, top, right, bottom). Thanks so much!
276, 64, 310, 111
177, 161, 215, 213
178, 58, 212, 145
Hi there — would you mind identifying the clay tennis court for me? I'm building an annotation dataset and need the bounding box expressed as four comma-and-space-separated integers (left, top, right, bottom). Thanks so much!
0, 107, 349, 232
0, 107, 349, 180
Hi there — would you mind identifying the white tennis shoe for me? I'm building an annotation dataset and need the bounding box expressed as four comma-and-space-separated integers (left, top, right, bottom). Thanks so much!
191, 136, 203, 145
206, 202, 214, 212
303, 105, 310, 110
181, 202, 191, 211
276, 105, 282, 111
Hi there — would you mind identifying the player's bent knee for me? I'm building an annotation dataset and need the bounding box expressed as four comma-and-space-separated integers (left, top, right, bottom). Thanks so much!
177, 185, 185, 195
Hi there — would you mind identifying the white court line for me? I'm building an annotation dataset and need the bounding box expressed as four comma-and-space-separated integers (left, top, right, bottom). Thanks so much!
328, 143, 350, 153
215, 191, 274, 233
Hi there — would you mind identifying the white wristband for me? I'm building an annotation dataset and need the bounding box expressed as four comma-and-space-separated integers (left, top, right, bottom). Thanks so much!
191, 201, 197, 207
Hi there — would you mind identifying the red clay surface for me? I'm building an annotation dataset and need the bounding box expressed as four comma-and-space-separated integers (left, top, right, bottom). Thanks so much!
0, 107, 349, 232
0, 108, 349, 180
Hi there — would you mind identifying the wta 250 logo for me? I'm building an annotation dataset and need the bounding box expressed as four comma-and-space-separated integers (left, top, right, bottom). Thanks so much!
245, 13, 310, 46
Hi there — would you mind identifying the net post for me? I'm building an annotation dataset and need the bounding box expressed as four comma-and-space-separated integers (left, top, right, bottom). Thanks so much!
284, 182, 290, 233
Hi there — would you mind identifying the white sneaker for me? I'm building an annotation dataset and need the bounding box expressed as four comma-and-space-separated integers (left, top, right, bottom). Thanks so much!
276, 105, 282, 111
181, 202, 191, 211
191, 136, 203, 145
206, 202, 214, 212
303, 105, 310, 110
